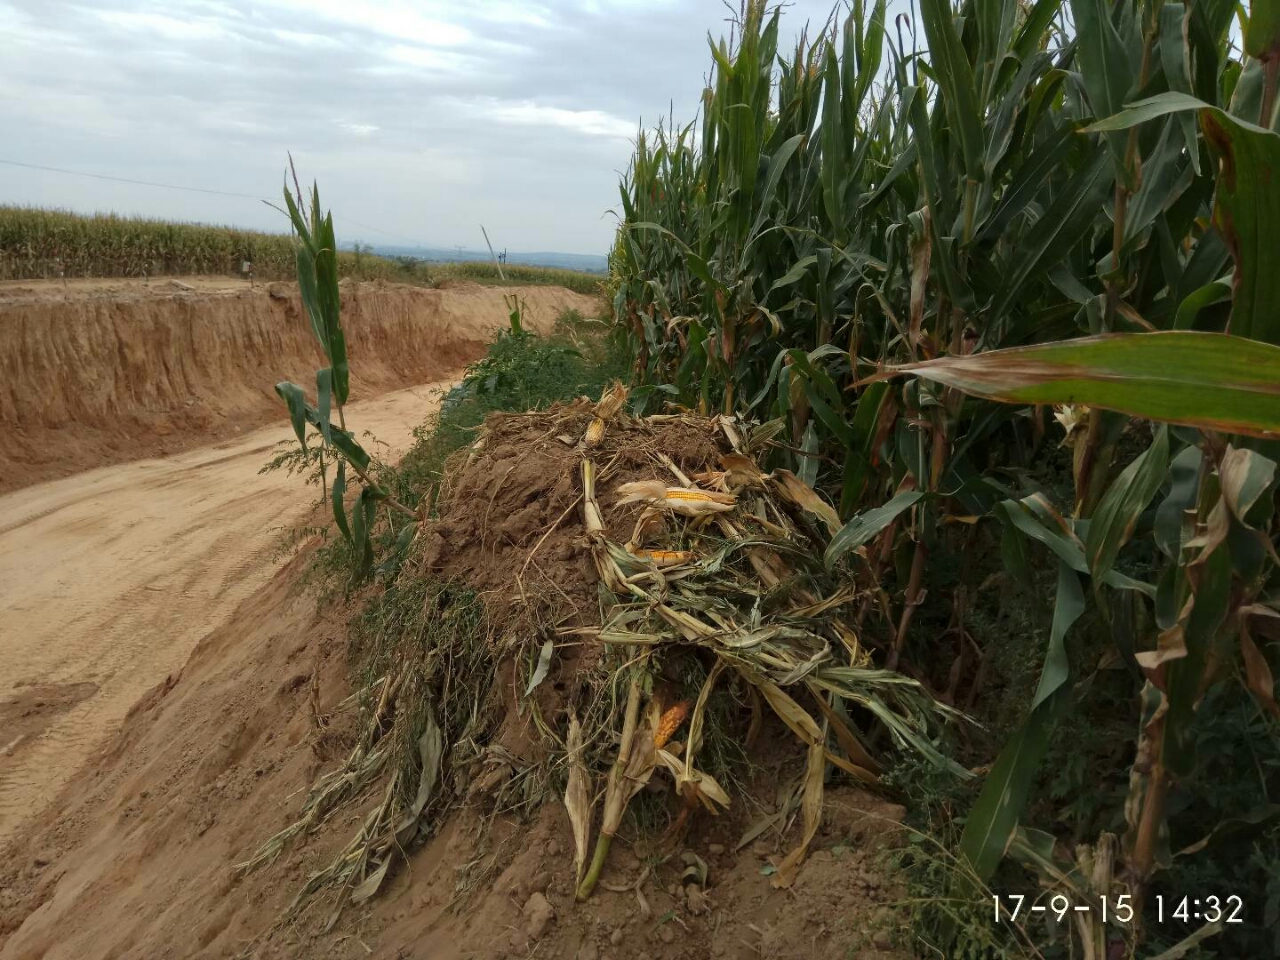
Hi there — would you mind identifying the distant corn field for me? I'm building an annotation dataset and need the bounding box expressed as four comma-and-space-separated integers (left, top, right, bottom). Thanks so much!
0, 206, 602, 295
0, 206, 312, 280
428, 260, 603, 296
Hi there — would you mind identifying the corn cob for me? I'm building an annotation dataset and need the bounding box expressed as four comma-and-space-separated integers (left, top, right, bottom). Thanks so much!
625, 545, 695, 567
594, 381, 629, 420
616, 480, 736, 516
583, 416, 606, 446
654, 700, 692, 749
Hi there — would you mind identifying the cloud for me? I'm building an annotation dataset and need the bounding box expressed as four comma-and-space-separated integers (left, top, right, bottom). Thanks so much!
0, 0, 843, 253
480, 100, 635, 141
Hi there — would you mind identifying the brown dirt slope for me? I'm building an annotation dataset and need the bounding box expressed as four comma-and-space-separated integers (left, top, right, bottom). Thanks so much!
0, 380, 452, 849
0, 277, 598, 491
0, 406, 912, 960
0, 554, 908, 960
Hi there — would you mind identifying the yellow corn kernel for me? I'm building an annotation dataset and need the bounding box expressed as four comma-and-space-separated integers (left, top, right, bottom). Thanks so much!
654, 700, 692, 749
583, 417, 606, 446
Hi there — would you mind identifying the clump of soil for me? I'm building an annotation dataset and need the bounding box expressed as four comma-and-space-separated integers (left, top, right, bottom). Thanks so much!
419, 401, 720, 621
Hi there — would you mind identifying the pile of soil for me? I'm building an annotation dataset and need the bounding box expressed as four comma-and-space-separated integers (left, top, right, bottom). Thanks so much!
0, 402, 912, 960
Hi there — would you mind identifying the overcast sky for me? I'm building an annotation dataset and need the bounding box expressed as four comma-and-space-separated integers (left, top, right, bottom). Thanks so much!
1, 0, 853, 254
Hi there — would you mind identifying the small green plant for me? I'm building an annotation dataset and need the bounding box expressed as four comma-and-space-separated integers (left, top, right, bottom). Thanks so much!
272, 167, 421, 584
395, 308, 630, 511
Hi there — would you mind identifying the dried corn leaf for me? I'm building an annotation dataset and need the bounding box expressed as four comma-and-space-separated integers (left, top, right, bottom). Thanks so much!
656, 748, 731, 811
717, 416, 744, 452
772, 469, 841, 536
747, 673, 823, 746
525, 639, 555, 696
393, 714, 444, 846
564, 713, 593, 885
789, 589, 857, 618
658, 604, 719, 641
809, 686, 882, 775
772, 740, 825, 888
824, 749, 878, 784
350, 857, 393, 905
1241, 626, 1280, 719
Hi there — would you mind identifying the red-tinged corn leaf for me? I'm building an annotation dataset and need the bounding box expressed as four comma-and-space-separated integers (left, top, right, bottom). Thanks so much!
881, 332, 1280, 439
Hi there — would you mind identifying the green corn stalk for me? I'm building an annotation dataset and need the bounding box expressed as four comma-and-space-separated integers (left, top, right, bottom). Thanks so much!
609, 0, 1279, 939
273, 168, 418, 581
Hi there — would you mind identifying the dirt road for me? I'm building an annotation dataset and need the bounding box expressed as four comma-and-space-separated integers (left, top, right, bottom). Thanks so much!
0, 379, 453, 845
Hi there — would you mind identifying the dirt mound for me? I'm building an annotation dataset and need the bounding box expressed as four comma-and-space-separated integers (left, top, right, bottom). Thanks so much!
0, 277, 597, 492
419, 405, 720, 622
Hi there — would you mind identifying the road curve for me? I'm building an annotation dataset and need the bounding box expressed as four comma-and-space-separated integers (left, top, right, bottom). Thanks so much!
0, 379, 454, 845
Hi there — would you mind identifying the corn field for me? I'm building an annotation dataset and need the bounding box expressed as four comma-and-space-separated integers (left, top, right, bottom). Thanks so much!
429, 259, 604, 295
612, 0, 1280, 951
1, 206, 309, 280
0, 207, 601, 292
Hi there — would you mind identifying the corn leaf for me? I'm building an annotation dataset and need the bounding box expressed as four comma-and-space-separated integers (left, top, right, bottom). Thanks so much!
275, 380, 309, 453
1085, 427, 1169, 584
918, 0, 984, 183
331, 460, 351, 544
960, 562, 1086, 879
888, 332, 1280, 439
825, 490, 923, 567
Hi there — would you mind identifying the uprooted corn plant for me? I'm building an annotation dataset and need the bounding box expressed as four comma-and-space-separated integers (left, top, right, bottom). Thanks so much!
243, 372, 967, 924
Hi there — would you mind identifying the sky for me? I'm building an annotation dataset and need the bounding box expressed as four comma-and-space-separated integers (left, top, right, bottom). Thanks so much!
0, 0, 849, 255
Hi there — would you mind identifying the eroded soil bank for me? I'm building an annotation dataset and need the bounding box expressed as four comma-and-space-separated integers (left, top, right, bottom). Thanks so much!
0, 277, 598, 491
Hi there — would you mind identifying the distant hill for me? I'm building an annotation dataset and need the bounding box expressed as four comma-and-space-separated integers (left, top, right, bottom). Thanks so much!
350, 244, 608, 274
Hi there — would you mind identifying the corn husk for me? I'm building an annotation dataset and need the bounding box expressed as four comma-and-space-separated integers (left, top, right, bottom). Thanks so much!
594, 381, 629, 420
721, 453, 767, 489
772, 469, 841, 536
564, 712, 593, 886
627, 507, 667, 548
581, 459, 605, 534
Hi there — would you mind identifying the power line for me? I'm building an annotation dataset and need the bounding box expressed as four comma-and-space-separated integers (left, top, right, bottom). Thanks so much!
0, 157, 268, 200
0, 157, 427, 247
